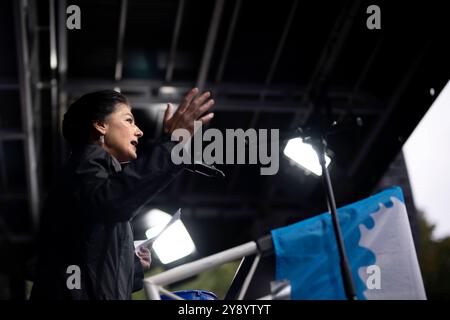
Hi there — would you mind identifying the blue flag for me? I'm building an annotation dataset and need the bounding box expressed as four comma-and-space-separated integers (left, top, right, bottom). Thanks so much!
271, 186, 426, 300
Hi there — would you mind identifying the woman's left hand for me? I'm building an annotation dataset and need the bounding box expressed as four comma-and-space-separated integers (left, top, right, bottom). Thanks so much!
137, 246, 152, 271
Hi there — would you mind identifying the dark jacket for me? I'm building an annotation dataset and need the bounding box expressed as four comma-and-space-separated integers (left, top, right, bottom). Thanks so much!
31, 136, 181, 300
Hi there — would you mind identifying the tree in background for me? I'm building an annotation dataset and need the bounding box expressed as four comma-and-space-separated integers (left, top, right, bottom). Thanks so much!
417, 210, 450, 299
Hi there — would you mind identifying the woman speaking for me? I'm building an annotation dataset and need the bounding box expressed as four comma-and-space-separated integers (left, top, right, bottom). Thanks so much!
31, 88, 214, 299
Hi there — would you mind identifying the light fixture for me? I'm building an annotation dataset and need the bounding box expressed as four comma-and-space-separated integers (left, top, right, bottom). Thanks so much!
283, 137, 331, 176
144, 209, 196, 264
159, 86, 178, 95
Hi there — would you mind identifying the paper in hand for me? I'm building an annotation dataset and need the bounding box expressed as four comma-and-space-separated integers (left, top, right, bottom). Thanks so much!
134, 208, 182, 253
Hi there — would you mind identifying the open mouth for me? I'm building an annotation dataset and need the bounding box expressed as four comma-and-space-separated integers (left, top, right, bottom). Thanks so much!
130, 141, 138, 147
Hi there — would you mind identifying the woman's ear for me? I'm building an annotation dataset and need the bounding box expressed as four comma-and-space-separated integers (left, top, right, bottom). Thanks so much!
93, 121, 108, 136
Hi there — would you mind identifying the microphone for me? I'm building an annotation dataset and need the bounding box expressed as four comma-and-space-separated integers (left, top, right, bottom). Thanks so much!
185, 161, 226, 179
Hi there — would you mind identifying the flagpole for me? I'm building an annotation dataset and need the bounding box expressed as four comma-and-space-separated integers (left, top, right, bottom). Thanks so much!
311, 133, 357, 300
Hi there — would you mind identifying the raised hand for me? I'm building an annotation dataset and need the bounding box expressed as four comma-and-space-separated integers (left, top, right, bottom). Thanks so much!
163, 87, 215, 136
137, 246, 152, 271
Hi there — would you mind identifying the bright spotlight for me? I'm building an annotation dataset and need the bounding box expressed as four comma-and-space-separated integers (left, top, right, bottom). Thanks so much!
144, 209, 195, 264
283, 137, 331, 176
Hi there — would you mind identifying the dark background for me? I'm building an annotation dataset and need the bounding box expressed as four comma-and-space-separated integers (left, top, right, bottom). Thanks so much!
0, 0, 449, 299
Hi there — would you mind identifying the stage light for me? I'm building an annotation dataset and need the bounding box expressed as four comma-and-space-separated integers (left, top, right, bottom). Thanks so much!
144, 209, 196, 264
159, 86, 178, 95
283, 137, 331, 176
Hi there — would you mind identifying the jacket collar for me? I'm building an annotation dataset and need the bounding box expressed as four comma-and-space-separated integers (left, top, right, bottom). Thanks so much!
71, 143, 123, 173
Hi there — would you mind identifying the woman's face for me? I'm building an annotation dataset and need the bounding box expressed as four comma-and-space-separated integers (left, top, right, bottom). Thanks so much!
101, 103, 143, 163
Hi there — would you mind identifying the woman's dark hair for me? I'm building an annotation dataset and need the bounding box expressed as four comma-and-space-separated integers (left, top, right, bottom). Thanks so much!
62, 90, 129, 149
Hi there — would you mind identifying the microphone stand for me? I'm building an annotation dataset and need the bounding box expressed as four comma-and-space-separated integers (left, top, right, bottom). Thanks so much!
303, 129, 357, 300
